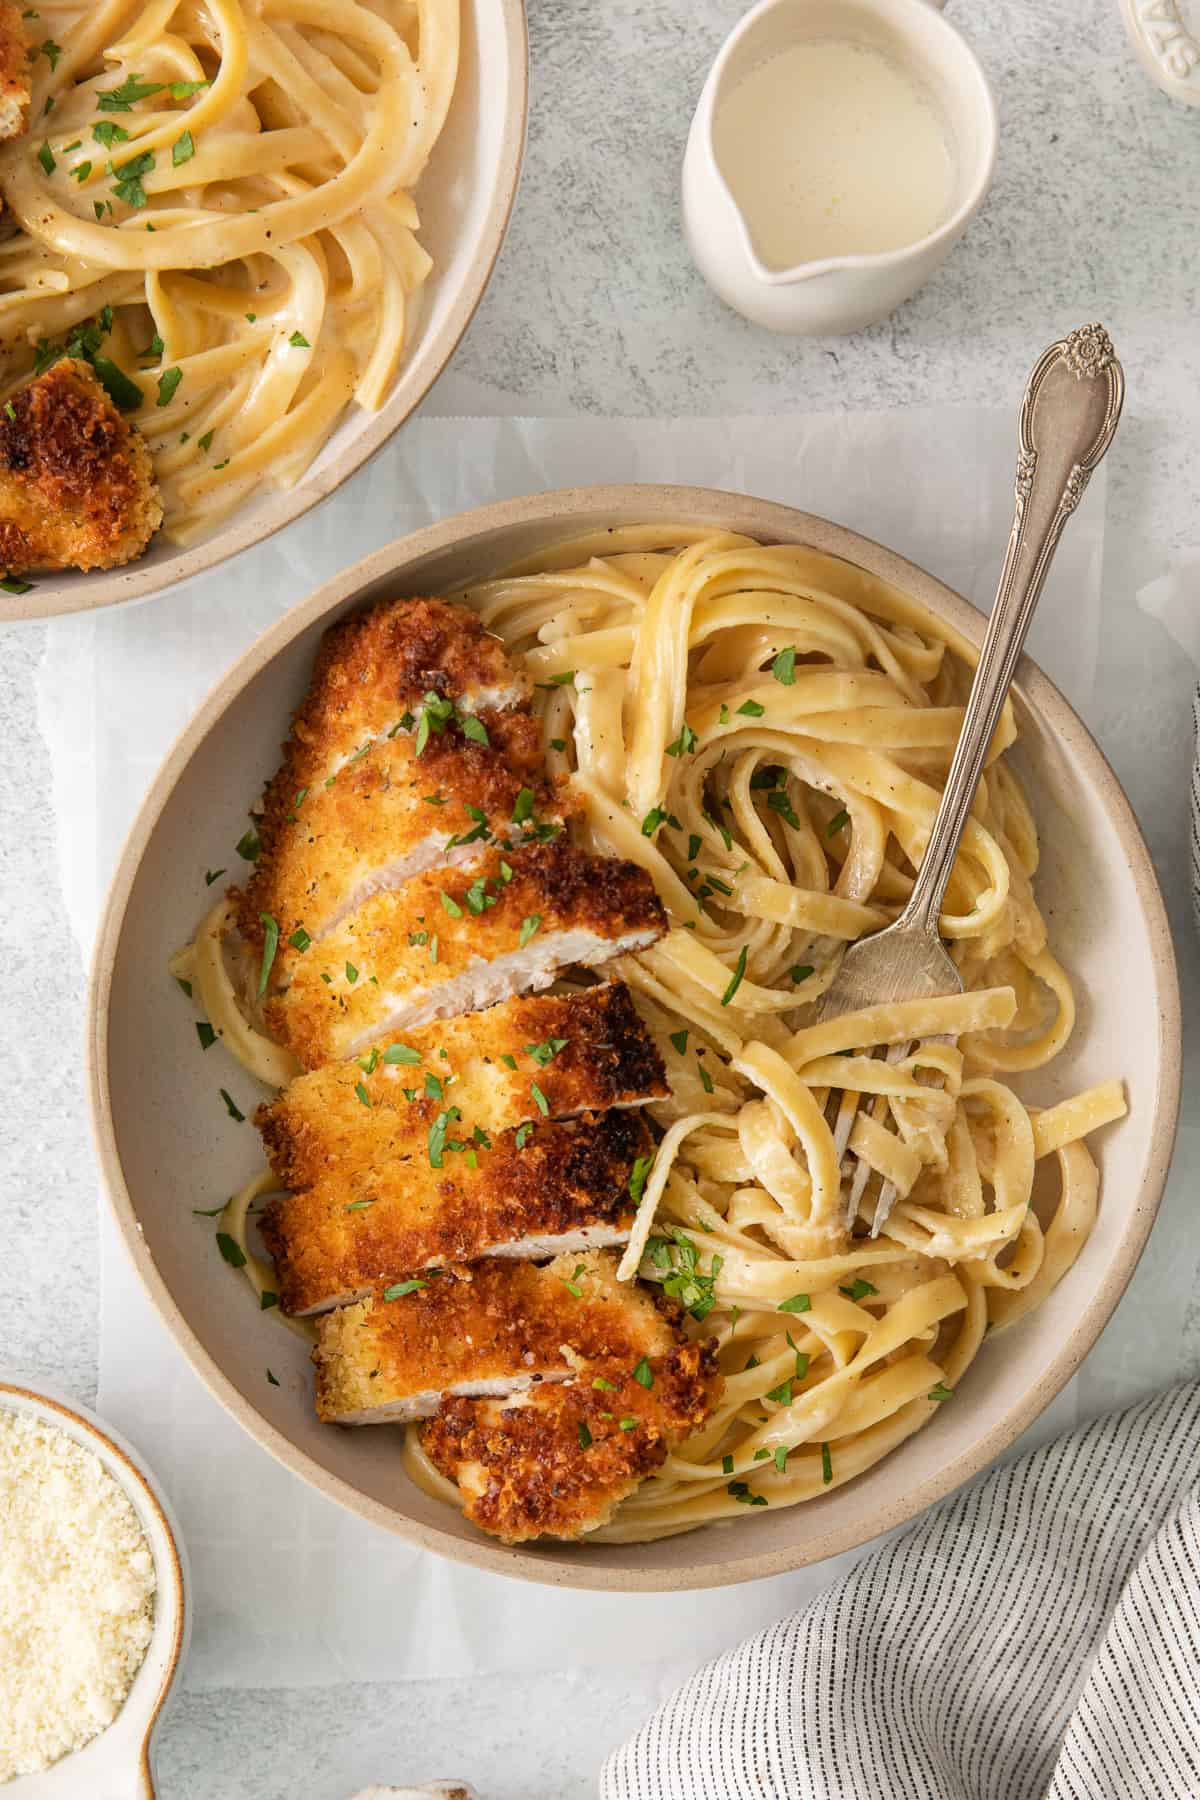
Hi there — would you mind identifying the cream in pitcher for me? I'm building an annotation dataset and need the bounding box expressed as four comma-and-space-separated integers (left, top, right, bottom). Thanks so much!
682, 0, 998, 335
713, 38, 955, 267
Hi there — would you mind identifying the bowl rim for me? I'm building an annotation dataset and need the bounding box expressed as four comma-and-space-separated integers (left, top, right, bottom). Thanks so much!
0, 0, 529, 625
0, 1377, 189, 1790
86, 483, 1183, 1591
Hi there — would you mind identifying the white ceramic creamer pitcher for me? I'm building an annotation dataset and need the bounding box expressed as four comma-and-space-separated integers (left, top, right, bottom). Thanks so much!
682, 0, 998, 335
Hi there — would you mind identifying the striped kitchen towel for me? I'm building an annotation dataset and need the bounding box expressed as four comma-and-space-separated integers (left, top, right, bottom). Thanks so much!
601, 1383, 1200, 1800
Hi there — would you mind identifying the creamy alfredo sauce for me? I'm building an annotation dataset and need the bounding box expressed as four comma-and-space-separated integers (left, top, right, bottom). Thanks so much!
713, 38, 955, 268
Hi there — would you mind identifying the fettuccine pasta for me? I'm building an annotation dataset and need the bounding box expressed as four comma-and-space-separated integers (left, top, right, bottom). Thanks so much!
180, 527, 1127, 1543
0, 0, 457, 538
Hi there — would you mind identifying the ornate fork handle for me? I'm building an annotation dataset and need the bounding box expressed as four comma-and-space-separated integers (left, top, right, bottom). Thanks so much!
900, 324, 1125, 938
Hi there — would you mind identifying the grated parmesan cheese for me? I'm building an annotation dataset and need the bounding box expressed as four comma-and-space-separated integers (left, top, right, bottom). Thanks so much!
0, 1410, 156, 1781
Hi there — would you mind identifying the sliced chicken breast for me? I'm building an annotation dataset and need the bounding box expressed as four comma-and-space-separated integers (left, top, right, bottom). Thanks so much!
265, 841, 667, 1069
257, 982, 668, 1194
421, 1343, 721, 1543
237, 596, 532, 949
0, 1, 30, 143
261, 1108, 649, 1316
313, 1250, 689, 1426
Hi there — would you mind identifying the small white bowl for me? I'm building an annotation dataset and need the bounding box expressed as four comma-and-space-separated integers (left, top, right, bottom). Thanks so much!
0, 1379, 190, 1800
682, 0, 998, 334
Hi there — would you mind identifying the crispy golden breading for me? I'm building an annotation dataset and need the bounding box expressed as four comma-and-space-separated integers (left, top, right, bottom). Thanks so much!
260, 1108, 649, 1316
313, 1250, 687, 1424
421, 1339, 721, 1543
265, 840, 668, 1068
257, 983, 668, 1194
0, 361, 160, 575
239, 711, 562, 947
236, 596, 530, 947
0, 0, 30, 142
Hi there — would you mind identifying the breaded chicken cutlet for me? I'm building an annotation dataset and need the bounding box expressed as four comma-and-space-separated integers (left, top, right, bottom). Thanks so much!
261, 1108, 650, 1316
257, 983, 668, 1193
423, 1344, 718, 1543
257, 985, 669, 1313
237, 596, 540, 949
264, 838, 667, 1066
0, 360, 161, 576
312, 1250, 715, 1428
0, 0, 30, 142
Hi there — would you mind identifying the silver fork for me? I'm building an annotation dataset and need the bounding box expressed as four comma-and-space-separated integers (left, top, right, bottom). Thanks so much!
815, 324, 1125, 1237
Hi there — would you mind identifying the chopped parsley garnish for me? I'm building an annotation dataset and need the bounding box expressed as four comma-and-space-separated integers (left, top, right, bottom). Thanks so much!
640, 806, 666, 837
778, 1292, 811, 1314
98, 73, 166, 109
530, 1081, 549, 1115
773, 1446, 788, 1473
260, 1291, 279, 1311
424, 1071, 444, 1101
720, 945, 748, 1006
219, 1089, 244, 1122
157, 366, 182, 406
170, 78, 210, 98
174, 976, 192, 998
687, 833, 701, 861
345, 1198, 376, 1212
789, 964, 814, 983
928, 1383, 954, 1402
458, 712, 488, 745
518, 913, 541, 947
722, 1454, 734, 1474
440, 891, 463, 918
256, 913, 279, 999
728, 1481, 767, 1507
511, 786, 535, 824
669, 1029, 689, 1055
37, 36, 60, 65
821, 1442, 833, 1484
383, 1042, 421, 1065
110, 149, 155, 208
767, 790, 801, 830
826, 808, 850, 837
697, 1059, 714, 1094
578, 1420, 593, 1450
525, 1036, 567, 1066
172, 129, 194, 167
549, 737, 566, 752
288, 926, 311, 952
666, 722, 698, 757
464, 874, 495, 915
344, 961, 358, 983
92, 120, 129, 148
561, 1262, 586, 1298
383, 1279, 427, 1300
592, 1375, 616, 1391
36, 140, 54, 175
656, 1228, 722, 1320
236, 829, 261, 861
840, 1279, 879, 1302
195, 1021, 216, 1051
766, 1379, 792, 1405
771, 646, 796, 685
737, 699, 765, 717
514, 1121, 532, 1149
499, 1053, 517, 1070
427, 1105, 461, 1168
619, 1417, 637, 1432
632, 1356, 653, 1389
354, 1082, 371, 1108
90, 357, 143, 412
413, 689, 454, 755
72, 159, 92, 182
628, 1153, 654, 1205
535, 670, 575, 688
266, 1368, 280, 1386
288, 330, 310, 347
216, 1230, 245, 1267
204, 867, 224, 886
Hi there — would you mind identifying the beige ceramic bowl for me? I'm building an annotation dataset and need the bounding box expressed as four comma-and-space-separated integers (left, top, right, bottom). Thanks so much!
88, 486, 1181, 1592
1, 0, 527, 623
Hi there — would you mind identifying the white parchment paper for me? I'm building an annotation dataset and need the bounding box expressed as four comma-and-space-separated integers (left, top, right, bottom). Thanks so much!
35, 410, 1106, 1687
